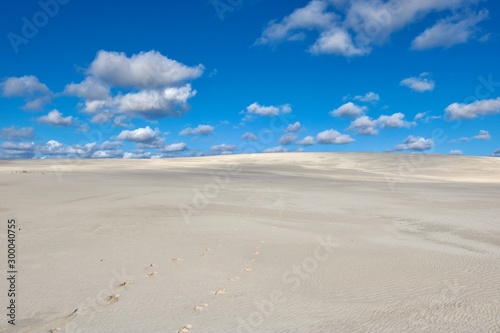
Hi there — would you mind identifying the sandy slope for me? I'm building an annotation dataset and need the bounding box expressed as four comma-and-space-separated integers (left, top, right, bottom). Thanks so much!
0, 153, 499, 333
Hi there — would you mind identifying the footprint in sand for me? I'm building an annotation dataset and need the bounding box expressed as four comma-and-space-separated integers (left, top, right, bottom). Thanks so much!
66, 307, 84, 319
244, 268, 253, 272
117, 281, 131, 288
254, 251, 260, 256
201, 248, 211, 256
104, 294, 120, 304
249, 259, 256, 263
148, 271, 158, 277
214, 288, 226, 295
146, 263, 158, 269
194, 303, 209, 312
178, 324, 192, 333
49, 328, 61, 333
228, 276, 240, 282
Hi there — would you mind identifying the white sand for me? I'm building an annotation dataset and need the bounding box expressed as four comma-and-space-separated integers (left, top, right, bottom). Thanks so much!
0, 153, 499, 332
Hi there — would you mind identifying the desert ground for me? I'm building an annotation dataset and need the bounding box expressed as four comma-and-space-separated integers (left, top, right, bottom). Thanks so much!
0, 152, 499, 333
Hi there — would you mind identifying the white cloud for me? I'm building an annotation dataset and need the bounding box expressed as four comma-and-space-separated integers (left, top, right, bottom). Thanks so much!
316, 129, 355, 144
331, 102, 367, 118
0, 141, 35, 158
0, 75, 52, 110
295, 136, 316, 146
69, 50, 203, 121
473, 130, 491, 141
37, 110, 73, 127
263, 146, 288, 153
256, 0, 485, 57
241, 132, 258, 141
285, 121, 301, 132
309, 28, 370, 56
353, 92, 380, 103
123, 151, 157, 159
394, 136, 434, 151
116, 126, 163, 147
445, 98, 500, 120
0, 140, 124, 159
412, 10, 488, 50
210, 144, 237, 153
377, 112, 415, 128
449, 150, 463, 155
0, 126, 35, 141
88, 50, 204, 89
179, 124, 214, 136
256, 0, 336, 45
414, 112, 428, 121
279, 133, 297, 145
348, 116, 378, 135
348, 113, 414, 135
491, 148, 500, 157
400, 73, 435, 92
115, 85, 196, 119
64, 77, 110, 101
160, 142, 187, 152
246, 102, 292, 117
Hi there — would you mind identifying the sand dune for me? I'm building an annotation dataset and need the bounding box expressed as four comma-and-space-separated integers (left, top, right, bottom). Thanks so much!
0, 153, 499, 332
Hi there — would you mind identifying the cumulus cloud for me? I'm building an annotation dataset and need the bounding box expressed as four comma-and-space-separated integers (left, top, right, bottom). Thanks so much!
353, 92, 380, 103
0, 126, 35, 141
412, 10, 489, 50
241, 132, 258, 141
449, 150, 463, 155
116, 126, 164, 148
473, 130, 491, 141
122, 150, 161, 159
310, 28, 370, 56
400, 73, 435, 92
394, 136, 434, 151
0, 141, 35, 159
295, 136, 316, 146
316, 129, 354, 144
285, 121, 301, 132
263, 146, 288, 153
0, 139, 125, 159
279, 133, 297, 145
210, 144, 237, 153
377, 113, 415, 129
445, 98, 500, 120
160, 142, 187, 152
256, 0, 487, 57
179, 124, 214, 136
491, 148, 500, 157
348, 116, 378, 135
88, 50, 204, 88
256, 0, 336, 45
246, 102, 292, 117
331, 102, 367, 118
64, 77, 110, 101
69, 50, 203, 121
37, 110, 73, 127
0, 75, 52, 110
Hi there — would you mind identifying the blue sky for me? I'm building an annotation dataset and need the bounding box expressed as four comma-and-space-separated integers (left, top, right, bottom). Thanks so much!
1, 0, 499, 159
